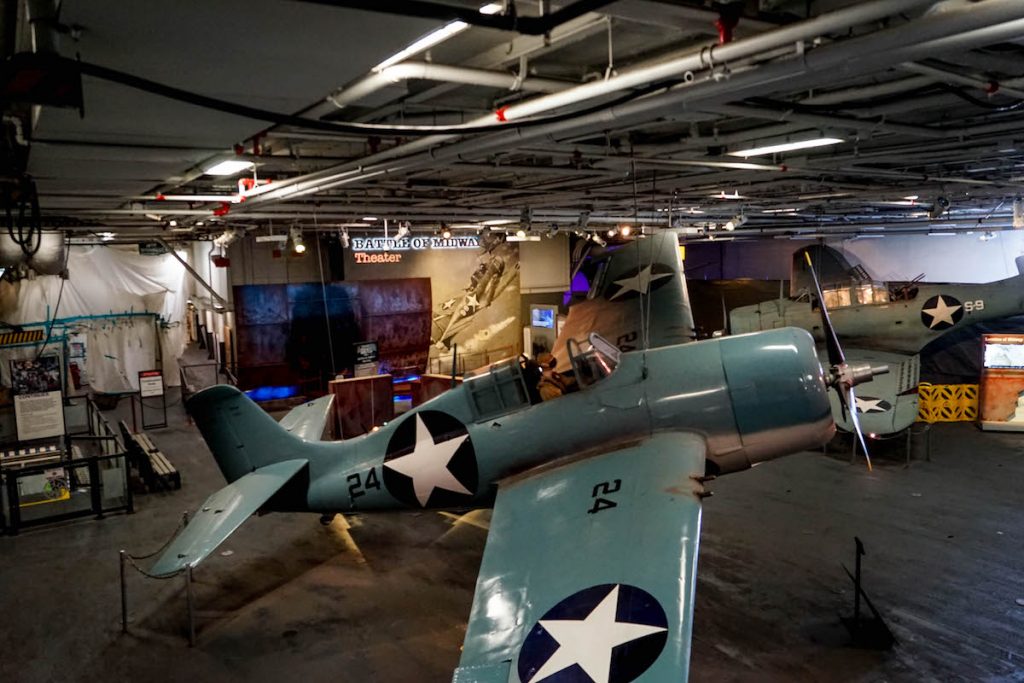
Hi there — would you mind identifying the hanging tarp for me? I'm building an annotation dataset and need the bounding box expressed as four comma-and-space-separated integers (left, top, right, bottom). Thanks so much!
0, 245, 189, 386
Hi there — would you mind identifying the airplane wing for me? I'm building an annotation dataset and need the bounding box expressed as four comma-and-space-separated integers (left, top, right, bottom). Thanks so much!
552, 232, 694, 371
453, 432, 706, 683
149, 459, 309, 577
825, 347, 920, 436
278, 393, 335, 441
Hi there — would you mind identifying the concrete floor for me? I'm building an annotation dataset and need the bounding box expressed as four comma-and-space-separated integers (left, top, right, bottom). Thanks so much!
2, 391, 1023, 682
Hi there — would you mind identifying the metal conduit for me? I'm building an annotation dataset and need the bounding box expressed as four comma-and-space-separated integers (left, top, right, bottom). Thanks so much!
322, 62, 572, 111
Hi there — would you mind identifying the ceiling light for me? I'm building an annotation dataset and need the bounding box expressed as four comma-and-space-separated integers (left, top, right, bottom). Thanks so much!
483, 219, 515, 226
729, 137, 844, 158
362, 216, 378, 221
607, 228, 617, 238
169, 220, 178, 227
979, 231, 997, 241
903, 195, 919, 201
478, 2, 503, 14
339, 228, 350, 248
620, 225, 632, 237
710, 190, 746, 200
99, 231, 116, 241
516, 228, 527, 238
927, 231, 956, 237
372, 21, 470, 72
290, 226, 306, 253
762, 207, 798, 214
394, 221, 410, 240
441, 225, 452, 239
203, 159, 255, 176
589, 234, 607, 247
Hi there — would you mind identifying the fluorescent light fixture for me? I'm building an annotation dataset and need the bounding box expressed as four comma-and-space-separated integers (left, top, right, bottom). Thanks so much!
927, 231, 956, 236
203, 160, 254, 176
762, 207, 798, 214
729, 137, 844, 158
158, 194, 242, 203
506, 234, 541, 242
255, 235, 289, 243
362, 216, 378, 221
903, 195, 919, 201
483, 219, 515, 226
478, 2, 503, 14
710, 191, 747, 200
372, 21, 469, 72
99, 232, 116, 241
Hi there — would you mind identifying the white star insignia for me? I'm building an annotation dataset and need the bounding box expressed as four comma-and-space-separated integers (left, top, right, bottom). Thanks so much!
608, 265, 673, 301
922, 296, 962, 329
383, 414, 471, 507
855, 397, 887, 414
440, 297, 457, 311
527, 585, 668, 683
464, 293, 480, 310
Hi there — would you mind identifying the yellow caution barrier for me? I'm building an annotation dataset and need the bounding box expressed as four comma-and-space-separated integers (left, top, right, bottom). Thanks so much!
916, 383, 978, 423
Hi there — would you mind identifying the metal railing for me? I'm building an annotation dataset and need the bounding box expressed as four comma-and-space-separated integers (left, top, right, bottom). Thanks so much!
1, 398, 133, 534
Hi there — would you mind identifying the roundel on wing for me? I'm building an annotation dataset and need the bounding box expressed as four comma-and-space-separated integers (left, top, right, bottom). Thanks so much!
381, 410, 477, 508
604, 263, 675, 301
920, 294, 963, 330
517, 583, 669, 683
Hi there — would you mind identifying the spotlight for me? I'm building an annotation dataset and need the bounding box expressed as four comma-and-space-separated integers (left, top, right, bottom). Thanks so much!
930, 196, 950, 220
290, 227, 306, 253
607, 228, 617, 238
547, 226, 558, 238
395, 221, 411, 240
589, 233, 607, 247
441, 224, 452, 239
339, 228, 350, 248
516, 228, 527, 238
620, 224, 632, 237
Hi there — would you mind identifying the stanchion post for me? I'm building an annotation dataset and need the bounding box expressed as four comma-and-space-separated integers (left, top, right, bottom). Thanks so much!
182, 510, 190, 527
120, 550, 128, 634
186, 565, 196, 647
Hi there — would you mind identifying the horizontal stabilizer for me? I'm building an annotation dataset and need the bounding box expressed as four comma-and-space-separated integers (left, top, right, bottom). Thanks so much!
149, 459, 308, 577
278, 394, 335, 441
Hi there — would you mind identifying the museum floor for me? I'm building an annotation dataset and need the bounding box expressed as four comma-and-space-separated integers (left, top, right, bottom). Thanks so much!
1, 392, 1022, 683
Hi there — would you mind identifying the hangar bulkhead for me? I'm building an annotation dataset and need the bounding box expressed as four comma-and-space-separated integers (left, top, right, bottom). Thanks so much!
1, 1, 1023, 682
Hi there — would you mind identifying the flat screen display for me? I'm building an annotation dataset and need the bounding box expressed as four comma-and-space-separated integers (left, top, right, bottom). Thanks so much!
531, 307, 555, 329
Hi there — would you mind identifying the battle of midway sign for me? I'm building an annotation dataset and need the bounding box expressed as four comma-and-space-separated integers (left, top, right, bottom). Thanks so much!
351, 235, 479, 264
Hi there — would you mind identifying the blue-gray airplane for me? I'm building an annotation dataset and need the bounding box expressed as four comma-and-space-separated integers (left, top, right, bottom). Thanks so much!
152, 232, 882, 682
729, 252, 1024, 439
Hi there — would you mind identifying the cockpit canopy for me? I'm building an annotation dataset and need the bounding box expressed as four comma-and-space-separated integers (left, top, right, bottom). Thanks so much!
462, 333, 619, 421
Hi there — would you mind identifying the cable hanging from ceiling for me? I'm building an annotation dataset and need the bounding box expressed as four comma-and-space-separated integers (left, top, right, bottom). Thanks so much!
44, 55, 665, 137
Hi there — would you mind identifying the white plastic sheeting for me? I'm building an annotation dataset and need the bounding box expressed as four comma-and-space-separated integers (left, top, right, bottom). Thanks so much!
0, 245, 189, 388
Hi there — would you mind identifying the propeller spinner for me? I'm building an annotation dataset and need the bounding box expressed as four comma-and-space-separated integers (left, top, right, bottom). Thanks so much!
803, 253, 889, 470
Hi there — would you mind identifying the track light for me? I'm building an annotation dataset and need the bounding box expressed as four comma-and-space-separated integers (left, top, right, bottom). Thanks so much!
589, 233, 607, 247
620, 225, 632, 237
441, 224, 452, 239
516, 228, 527, 238
290, 227, 306, 253
395, 221, 411, 240
723, 214, 748, 231
339, 228, 350, 248
214, 227, 242, 248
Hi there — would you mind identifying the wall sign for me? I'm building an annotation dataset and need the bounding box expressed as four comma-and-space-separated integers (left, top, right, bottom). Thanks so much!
354, 340, 379, 378
351, 235, 480, 252
138, 370, 165, 398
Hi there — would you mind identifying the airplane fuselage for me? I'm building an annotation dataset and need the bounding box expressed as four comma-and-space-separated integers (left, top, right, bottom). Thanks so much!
243, 328, 835, 516
731, 275, 1024, 354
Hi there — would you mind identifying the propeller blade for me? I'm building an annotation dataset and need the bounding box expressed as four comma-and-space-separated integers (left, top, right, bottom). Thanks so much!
803, 251, 845, 366
847, 385, 873, 472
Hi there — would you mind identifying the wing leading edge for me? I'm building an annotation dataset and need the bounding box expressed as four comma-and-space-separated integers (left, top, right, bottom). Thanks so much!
454, 432, 707, 683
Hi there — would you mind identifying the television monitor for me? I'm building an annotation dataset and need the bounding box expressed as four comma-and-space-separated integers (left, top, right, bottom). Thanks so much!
531, 307, 555, 329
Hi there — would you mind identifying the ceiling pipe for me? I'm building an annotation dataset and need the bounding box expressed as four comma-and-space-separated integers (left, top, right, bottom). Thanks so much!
900, 61, 1024, 100
801, 75, 935, 106
244, 0, 941, 205
321, 61, 572, 113
700, 103, 950, 140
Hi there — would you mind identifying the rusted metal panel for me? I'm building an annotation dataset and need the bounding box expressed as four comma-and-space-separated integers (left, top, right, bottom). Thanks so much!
329, 374, 394, 438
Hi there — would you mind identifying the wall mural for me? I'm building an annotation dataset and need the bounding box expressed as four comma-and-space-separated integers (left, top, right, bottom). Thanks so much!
430, 234, 520, 354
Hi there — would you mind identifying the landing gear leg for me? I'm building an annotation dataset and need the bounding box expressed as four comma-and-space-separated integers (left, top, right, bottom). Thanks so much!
319, 513, 336, 526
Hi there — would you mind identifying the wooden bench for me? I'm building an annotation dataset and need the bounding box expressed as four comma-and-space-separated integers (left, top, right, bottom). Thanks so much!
119, 421, 181, 492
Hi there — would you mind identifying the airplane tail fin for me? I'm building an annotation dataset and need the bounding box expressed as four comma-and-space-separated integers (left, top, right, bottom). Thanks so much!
187, 385, 317, 483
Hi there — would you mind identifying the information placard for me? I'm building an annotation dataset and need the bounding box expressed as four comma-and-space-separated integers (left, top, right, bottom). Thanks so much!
14, 391, 65, 441
138, 370, 164, 398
